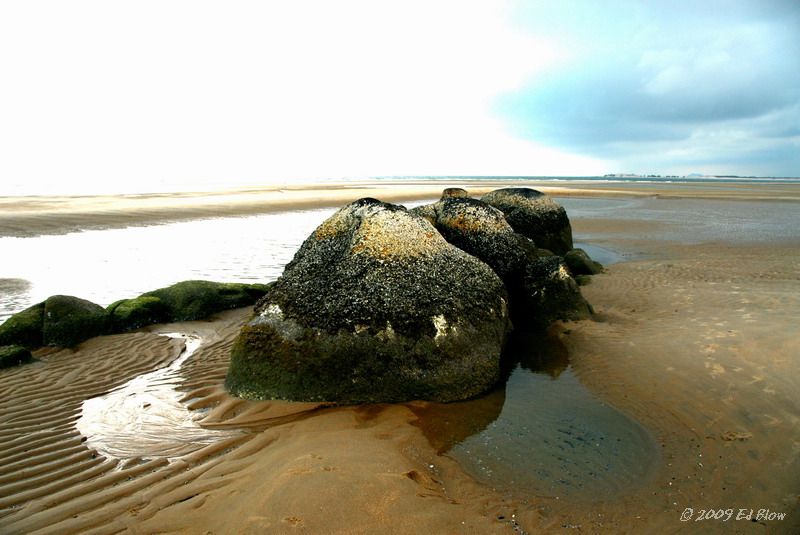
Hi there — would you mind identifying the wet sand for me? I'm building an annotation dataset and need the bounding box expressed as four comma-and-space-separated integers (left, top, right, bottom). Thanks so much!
1, 182, 799, 533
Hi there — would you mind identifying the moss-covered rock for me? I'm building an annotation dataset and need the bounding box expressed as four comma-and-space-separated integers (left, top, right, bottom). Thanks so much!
0, 281, 272, 348
523, 256, 592, 326
564, 248, 604, 275
107, 296, 171, 332
0, 344, 33, 369
226, 198, 510, 404
42, 295, 110, 347
0, 302, 44, 349
481, 188, 574, 255
142, 281, 271, 323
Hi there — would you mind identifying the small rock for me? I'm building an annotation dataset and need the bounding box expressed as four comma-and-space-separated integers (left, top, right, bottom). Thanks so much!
564, 248, 603, 275
42, 295, 110, 347
0, 344, 33, 369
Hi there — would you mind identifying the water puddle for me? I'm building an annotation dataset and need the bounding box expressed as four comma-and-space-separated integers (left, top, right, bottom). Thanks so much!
410, 333, 658, 500
76, 333, 240, 460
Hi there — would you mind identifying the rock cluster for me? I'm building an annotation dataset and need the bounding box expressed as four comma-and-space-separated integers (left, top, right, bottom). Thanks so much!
0, 281, 270, 356
108, 280, 271, 330
226, 198, 510, 403
412, 193, 590, 327
228, 189, 601, 404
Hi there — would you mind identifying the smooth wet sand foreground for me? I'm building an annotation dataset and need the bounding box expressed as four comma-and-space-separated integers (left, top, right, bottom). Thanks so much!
1, 184, 799, 534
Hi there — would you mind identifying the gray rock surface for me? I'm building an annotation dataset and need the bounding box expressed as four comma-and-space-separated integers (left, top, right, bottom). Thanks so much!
226, 198, 511, 403
414, 191, 590, 329
412, 195, 535, 289
481, 187, 573, 255
523, 256, 593, 325
564, 248, 604, 275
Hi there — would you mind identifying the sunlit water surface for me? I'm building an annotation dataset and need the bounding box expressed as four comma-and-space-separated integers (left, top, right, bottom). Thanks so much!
76, 333, 241, 459
0, 208, 336, 322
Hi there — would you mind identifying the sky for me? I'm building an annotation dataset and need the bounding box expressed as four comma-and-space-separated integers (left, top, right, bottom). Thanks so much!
0, 0, 798, 195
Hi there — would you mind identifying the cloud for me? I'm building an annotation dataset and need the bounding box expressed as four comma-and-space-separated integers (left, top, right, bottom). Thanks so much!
495, 0, 800, 175
0, 0, 609, 194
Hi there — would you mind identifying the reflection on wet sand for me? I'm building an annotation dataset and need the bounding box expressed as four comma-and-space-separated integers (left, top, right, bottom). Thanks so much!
409, 329, 659, 500
76, 333, 241, 460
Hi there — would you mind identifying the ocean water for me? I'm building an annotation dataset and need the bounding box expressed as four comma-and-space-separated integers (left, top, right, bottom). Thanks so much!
559, 196, 800, 244
3, 194, 797, 322
0, 207, 337, 323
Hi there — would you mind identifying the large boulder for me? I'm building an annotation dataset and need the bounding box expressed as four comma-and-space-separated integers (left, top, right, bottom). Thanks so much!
481, 188, 573, 255
0, 302, 44, 349
226, 198, 510, 404
0, 345, 33, 369
42, 295, 111, 347
412, 196, 535, 286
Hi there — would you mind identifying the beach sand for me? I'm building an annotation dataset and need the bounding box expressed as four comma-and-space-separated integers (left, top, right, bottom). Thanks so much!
1, 182, 798, 534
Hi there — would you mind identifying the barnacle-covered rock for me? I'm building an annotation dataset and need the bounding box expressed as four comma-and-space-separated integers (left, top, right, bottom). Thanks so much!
226, 198, 510, 403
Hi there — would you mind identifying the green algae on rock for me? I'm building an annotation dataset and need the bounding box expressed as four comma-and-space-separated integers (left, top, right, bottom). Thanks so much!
107, 281, 272, 331
0, 296, 110, 349
0, 280, 272, 350
0, 302, 44, 349
107, 296, 171, 332
42, 295, 111, 347
226, 198, 511, 404
0, 344, 33, 369
141, 280, 271, 323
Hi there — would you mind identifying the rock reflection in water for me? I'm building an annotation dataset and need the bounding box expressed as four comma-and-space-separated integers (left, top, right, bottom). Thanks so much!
410, 331, 658, 500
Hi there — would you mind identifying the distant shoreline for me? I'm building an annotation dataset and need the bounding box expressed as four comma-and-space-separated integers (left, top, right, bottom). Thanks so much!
1, 179, 799, 238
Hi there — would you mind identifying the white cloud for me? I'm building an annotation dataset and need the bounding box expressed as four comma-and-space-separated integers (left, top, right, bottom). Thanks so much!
0, 0, 606, 195
496, 0, 800, 176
